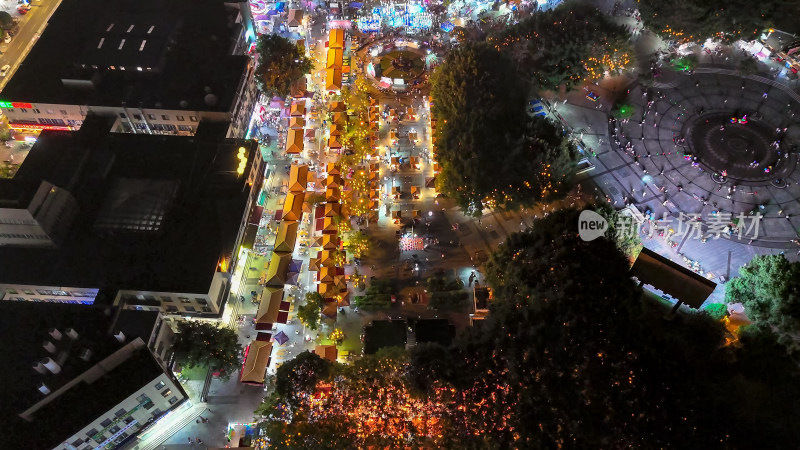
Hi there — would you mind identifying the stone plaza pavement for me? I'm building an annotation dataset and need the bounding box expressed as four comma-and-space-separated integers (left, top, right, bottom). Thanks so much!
552, 65, 800, 303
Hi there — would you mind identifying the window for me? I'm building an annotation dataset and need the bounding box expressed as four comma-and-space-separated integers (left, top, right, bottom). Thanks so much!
160, 296, 172, 302
161, 115, 169, 120
133, 114, 142, 120
189, 116, 198, 122
60, 110, 68, 115
124, 416, 135, 424
161, 389, 172, 397
151, 408, 163, 417
183, 306, 196, 312
85, 429, 98, 438
20, 108, 28, 113
179, 297, 190, 303
154, 381, 166, 390
72, 439, 84, 447
109, 425, 120, 434
168, 396, 179, 405
195, 298, 207, 305
118, 112, 127, 118
166, 305, 179, 313
148, 114, 156, 120
136, 394, 149, 403
100, 418, 113, 427
176, 115, 184, 121
115, 408, 127, 417
143, 399, 154, 409
33, 109, 40, 113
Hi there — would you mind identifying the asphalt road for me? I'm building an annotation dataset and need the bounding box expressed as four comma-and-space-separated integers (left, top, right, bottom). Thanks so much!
0, 0, 62, 92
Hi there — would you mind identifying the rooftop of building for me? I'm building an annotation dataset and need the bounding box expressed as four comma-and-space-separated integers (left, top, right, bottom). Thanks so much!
1, 0, 249, 112
0, 301, 161, 448
0, 116, 258, 295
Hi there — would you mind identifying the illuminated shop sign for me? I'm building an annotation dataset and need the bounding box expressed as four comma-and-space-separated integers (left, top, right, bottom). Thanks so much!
9, 123, 72, 131
0, 101, 34, 109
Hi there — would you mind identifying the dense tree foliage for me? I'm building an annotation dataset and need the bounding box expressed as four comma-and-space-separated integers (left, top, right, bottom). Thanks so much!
256, 211, 800, 447
172, 321, 241, 380
489, 4, 633, 90
595, 203, 643, 260
297, 292, 325, 331
639, 0, 800, 43
726, 254, 800, 347
254, 34, 312, 96
431, 42, 575, 214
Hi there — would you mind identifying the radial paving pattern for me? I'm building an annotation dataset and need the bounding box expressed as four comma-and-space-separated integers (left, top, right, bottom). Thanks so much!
605, 70, 800, 242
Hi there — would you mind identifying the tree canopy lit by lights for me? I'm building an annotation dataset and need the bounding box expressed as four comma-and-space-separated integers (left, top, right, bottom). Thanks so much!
430, 42, 576, 215
489, 4, 634, 90
639, 0, 800, 43
257, 210, 800, 448
254, 34, 312, 96
171, 321, 241, 381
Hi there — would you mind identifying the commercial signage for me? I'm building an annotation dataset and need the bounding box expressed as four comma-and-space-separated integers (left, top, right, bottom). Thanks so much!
9, 122, 72, 131
0, 101, 34, 109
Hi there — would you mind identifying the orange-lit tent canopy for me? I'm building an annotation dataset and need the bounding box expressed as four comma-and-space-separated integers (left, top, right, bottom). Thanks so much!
282, 191, 305, 222
286, 129, 304, 154
326, 68, 342, 91
240, 339, 273, 385
329, 28, 345, 48
326, 174, 342, 189
321, 301, 338, 318
329, 101, 346, 112
308, 257, 321, 272
324, 202, 342, 218
332, 112, 348, 125
327, 134, 342, 149
326, 162, 341, 175
289, 117, 305, 129
255, 287, 284, 327
322, 234, 340, 250
325, 186, 341, 202
318, 266, 337, 283
327, 48, 343, 68
273, 221, 299, 254
288, 164, 309, 193
314, 344, 338, 362
290, 101, 306, 117
329, 124, 344, 136
264, 252, 292, 287
321, 217, 338, 234
319, 249, 338, 267
287, 8, 304, 27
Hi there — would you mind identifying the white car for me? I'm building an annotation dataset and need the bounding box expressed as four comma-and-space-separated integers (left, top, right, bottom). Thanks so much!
0, 65, 10, 77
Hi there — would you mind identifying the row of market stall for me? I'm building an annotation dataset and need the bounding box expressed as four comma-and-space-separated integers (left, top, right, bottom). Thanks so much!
326, 28, 346, 92
312, 104, 350, 315
240, 163, 310, 385
285, 100, 307, 156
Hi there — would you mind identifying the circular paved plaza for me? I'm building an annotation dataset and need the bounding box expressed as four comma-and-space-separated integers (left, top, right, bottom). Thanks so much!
606, 69, 800, 242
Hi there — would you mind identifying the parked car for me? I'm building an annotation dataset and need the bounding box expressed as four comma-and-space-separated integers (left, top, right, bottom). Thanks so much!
0, 65, 11, 77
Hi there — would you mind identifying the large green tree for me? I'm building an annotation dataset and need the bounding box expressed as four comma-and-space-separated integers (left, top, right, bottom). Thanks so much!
726, 254, 800, 346
297, 292, 325, 331
172, 321, 241, 380
431, 42, 575, 214
639, 0, 800, 43
254, 34, 312, 96
489, 4, 633, 90
254, 211, 800, 448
